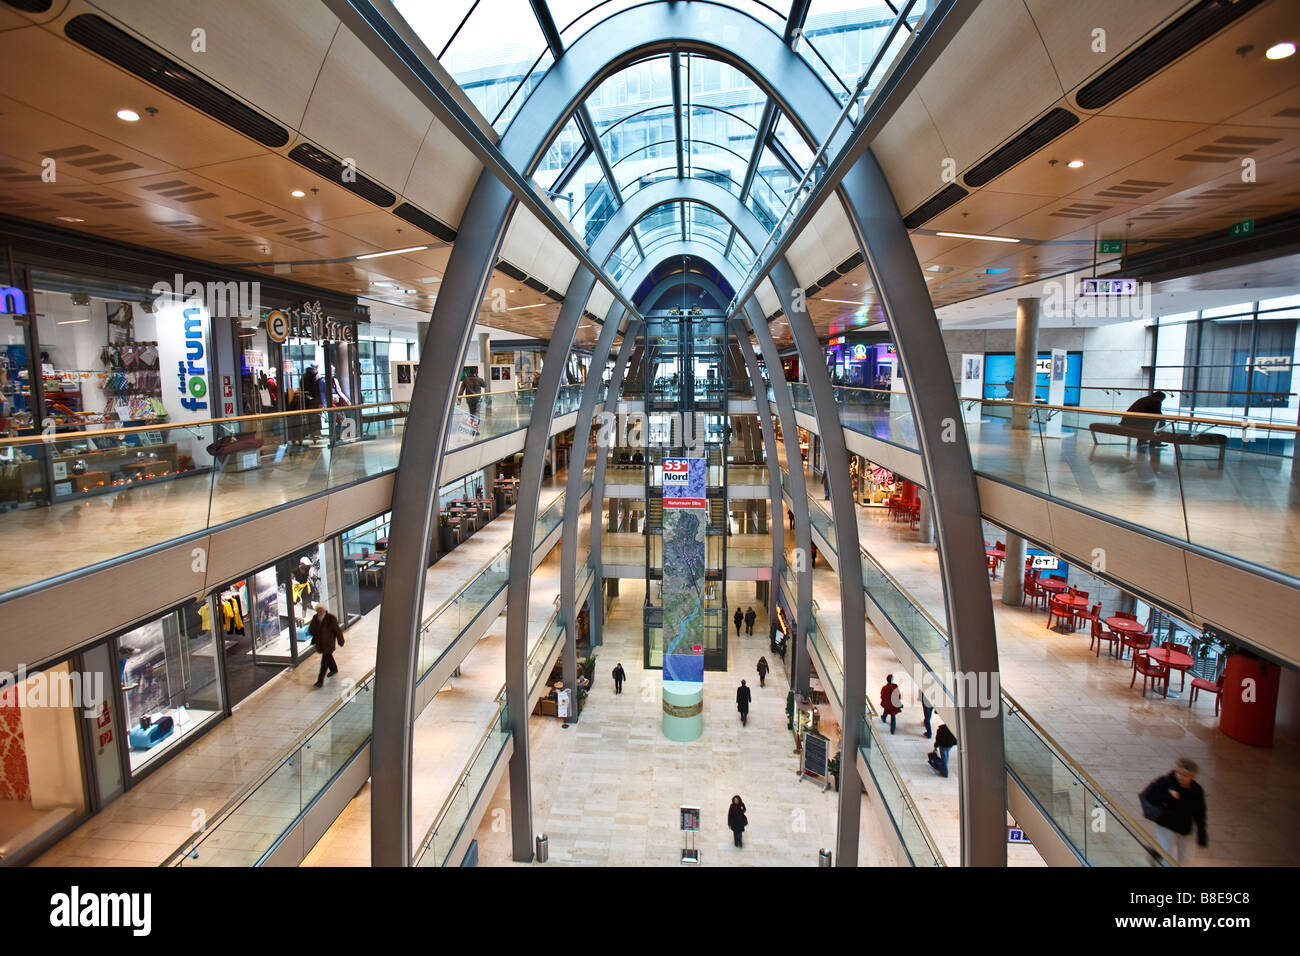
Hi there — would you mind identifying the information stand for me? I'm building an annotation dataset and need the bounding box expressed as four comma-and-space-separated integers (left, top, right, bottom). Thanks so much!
680, 805, 700, 864
801, 730, 830, 788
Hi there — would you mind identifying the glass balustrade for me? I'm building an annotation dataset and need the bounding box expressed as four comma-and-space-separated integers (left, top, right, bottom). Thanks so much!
414, 699, 511, 867
169, 676, 374, 866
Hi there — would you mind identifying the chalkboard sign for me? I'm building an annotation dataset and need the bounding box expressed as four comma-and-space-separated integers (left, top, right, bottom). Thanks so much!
802, 731, 829, 780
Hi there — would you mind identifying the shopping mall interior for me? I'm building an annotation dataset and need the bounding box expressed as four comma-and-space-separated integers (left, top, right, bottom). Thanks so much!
0, 0, 1298, 874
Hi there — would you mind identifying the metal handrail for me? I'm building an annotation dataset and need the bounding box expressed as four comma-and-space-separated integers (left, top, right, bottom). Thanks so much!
0, 399, 411, 447
980, 397, 1300, 434
1001, 688, 1177, 866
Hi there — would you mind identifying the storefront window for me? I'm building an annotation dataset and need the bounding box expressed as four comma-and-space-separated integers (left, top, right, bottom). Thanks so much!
341, 513, 390, 623
0, 661, 90, 862
116, 605, 222, 774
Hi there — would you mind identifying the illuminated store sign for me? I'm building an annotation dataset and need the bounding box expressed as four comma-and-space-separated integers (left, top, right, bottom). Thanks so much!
0, 285, 26, 315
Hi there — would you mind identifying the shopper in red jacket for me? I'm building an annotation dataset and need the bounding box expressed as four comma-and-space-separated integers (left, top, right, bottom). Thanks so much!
879, 673, 903, 734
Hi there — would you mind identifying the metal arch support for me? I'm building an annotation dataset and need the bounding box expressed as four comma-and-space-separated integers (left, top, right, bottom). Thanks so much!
589, 324, 643, 643
504, 266, 598, 861
640, 273, 731, 313
368, 173, 514, 867
744, 304, 815, 699
560, 309, 627, 722
836, 153, 1005, 867
767, 260, 868, 867
728, 316, 787, 649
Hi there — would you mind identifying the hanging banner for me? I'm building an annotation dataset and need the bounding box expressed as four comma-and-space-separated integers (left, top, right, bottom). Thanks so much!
662, 457, 707, 683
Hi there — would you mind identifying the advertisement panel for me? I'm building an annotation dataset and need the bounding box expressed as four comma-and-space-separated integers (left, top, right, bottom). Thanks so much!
661, 457, 706, 683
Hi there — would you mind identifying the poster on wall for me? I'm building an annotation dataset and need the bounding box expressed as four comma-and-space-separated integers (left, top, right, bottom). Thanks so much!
661, 457, 707, 684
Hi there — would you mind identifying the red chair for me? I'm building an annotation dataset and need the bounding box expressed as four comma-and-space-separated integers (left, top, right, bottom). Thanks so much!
1113, 610, 1137, 621
1023, 575, 1046, 611
1092, 616, 1120, 657
987, 555, 999, 576
1188, 671, 1225, 714
1131, 651, 1169, 697
1120, 631, 1153, 661
1046, 596, 1073, 631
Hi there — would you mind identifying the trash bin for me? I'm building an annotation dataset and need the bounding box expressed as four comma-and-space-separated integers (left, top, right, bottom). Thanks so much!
818, 848, 832, 867
535, 834, 549, 863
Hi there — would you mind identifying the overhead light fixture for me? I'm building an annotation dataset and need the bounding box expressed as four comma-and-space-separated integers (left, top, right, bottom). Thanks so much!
291, 190, 306, 198
1266, 42, 1295, 60
115, 109, 140, 122
419, 276, 441, 284
506, 303, 546, 311
820, 298, 868, 305
936, 231, 1020, 243
56, 216, 85, 223
1067, 159, 1085, 168
57, 318, 89, 325
355, 245, 428, 260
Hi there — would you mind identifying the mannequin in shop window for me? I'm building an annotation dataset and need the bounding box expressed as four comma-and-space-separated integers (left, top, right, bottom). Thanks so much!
292, 556, 315, 619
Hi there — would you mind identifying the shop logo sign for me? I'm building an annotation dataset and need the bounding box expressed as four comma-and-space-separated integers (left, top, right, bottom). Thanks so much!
150, 273, 261, 318
178, 307, 208, 411
266, 308, 290, 343
284, 300, 355, 344
0, 285, 25, 315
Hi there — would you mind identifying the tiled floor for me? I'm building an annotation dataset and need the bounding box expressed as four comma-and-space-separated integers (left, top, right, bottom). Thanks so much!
471, 579, 900, 867
33, 471, 569, 867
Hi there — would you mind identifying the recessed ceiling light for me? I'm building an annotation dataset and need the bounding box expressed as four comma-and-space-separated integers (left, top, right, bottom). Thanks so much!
1067, 159, 1085, 169
56, 216, 85, 223
936, 231, 1020, 243
116, 109, 140, 122
1266, 42, 1295, 60
291, 190, 306, 198
850, 282, 858, 286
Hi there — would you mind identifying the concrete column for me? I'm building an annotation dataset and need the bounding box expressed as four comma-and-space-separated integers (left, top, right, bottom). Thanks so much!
917, 489, 934, 545
1011, 298, 1040, 431
1001, 534, 1026, 606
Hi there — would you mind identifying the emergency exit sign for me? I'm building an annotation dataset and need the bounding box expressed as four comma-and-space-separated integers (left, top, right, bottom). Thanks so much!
1230, 219, 1255, 238
1096, 240, 1123, 255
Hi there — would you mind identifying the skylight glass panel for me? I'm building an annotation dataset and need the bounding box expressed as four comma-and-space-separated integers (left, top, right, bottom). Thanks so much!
797, 1, 922, 101
532, 116, 586, 193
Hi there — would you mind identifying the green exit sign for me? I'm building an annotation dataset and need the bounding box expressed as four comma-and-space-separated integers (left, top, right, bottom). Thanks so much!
1096, 240, 1123, 255
1230, 219, 1255, 237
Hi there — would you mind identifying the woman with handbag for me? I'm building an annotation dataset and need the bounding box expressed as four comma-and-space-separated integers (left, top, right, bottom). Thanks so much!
727, 795, 748, 849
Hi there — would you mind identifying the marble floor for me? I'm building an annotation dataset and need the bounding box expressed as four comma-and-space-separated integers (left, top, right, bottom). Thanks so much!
32, 471, 569, 867
797, 471, 1300, 867
471, 579, 900, 867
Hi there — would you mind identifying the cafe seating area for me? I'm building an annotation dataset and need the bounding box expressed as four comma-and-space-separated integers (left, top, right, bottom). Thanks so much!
1016, 562, 1213, 706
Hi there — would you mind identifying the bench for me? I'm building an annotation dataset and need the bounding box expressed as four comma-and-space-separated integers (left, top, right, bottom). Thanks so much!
1088, 422, 1226, 461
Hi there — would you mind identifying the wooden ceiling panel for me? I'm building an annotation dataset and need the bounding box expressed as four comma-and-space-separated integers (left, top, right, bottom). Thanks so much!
89, 0, 341, 129
0, 25, 263, 168
1098, 2, 1300, 124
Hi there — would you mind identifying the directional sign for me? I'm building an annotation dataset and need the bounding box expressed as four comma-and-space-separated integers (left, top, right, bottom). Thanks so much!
1230, 219, 1255, 238
1080, 277, 1138, 296
1096, 240, 1123, 255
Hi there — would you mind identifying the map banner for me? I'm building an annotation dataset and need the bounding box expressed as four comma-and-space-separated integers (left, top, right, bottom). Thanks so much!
662, 457, 706, 683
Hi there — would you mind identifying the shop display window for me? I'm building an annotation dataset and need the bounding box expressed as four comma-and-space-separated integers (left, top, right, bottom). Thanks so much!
0, 662, 89, 862
116, 606, 221, 774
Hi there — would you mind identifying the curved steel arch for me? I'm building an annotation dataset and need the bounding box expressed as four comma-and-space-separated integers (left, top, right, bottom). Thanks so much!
352, 0, 998, 866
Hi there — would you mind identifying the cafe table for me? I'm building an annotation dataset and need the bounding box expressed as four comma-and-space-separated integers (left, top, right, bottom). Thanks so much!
1145, 647, 1194, 696
984, 548, 1005, 577
1050, 593, 1089, 630
1038, 578, 1069, 595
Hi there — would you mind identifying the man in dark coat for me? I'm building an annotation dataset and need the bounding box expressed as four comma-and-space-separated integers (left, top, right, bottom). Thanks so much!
744, 607, 757, 636
736, 680, 752, 725
612, 662, 626, 695
733, 607, 744, 636
756, 656, 769, 687
1141, 757, 1207, 864
929, 723, 957, 777
308, 602, 344, 688
1119, 391, 1166, 446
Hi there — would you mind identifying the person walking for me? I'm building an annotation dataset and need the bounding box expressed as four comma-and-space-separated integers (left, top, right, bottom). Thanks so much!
921, 692, 934, 738
727, 795, 748, 848
734, 607, 744, 636
1140, 757, 1207, 864
744, 606, 757, 636
787, 508, 795, 530
756, 656, 769, 687
612, 662, 626, 695
879, 673, 902, 734
736, 680, 752, 726
928, 723, 957, 777
308, 603, 344, 688
822, 470, 830, 500
458, 366, 486, 418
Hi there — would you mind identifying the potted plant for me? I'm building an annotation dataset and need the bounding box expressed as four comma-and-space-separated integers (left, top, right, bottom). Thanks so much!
827, 751, 841, 792
438, 512, 457, 553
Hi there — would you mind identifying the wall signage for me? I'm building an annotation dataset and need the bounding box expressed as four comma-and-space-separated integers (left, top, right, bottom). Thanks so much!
1080, 277, 1137, 296
0, 285, 26, 315
177, 307, 209, 411
266, 301, 355, 345
266, 308, 290, 343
